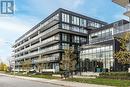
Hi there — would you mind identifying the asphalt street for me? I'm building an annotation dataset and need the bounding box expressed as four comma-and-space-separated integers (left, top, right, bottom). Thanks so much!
0, 74, 64, 87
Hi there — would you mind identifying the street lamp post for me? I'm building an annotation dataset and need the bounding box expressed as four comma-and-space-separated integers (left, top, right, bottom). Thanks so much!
5, 42, 15, 76
13, 58, 15, 76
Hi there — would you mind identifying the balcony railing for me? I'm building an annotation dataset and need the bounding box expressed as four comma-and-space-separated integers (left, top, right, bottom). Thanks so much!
34, 57, 59, 63
89, 36, 113, 44
113, 23, 130, 35
112, 0, 129, 7
15, 48, 60, 60
13, 39, 59, 56
14, 20, 59, 49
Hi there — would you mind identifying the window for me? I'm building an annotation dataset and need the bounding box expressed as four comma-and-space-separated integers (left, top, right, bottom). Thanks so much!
80, 37, 87, 43
61, 22, 87, 34
72, 35, 80, 43
80, 45, 113, 70
62, 24, 70, 30
80, 18, 86, 27
62, 13, 69, 23
72, 16, 79, 25
80, 28, 87, 33
87, 21, 102, 28
62, 43, 69, 49
62, 33, 68, 41
72, 26, 80, 32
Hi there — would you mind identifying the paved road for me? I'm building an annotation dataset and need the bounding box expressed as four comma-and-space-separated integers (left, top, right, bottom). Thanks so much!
0, 74, 64, 87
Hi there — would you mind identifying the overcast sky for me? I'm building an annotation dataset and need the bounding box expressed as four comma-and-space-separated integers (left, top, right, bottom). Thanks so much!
0, 0, 127, 63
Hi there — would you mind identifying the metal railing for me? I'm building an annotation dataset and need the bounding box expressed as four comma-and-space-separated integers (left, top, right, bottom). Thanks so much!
113, 23, 130, 35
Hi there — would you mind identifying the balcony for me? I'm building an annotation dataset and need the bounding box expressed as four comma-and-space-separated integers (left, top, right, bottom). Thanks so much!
124, 11, 130, 17
112, 0, 129, 7
13, 39, 59, 56
113, 23, 130, 35
89, 31, 113, 44
124, 4, 130, 17
13, 20, 59, 48
14, 22, 59, 50
15, 49, 61, 60
34, 57, 59, 63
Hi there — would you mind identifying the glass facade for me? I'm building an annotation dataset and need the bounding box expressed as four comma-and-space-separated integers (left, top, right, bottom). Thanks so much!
14, 9, 108, 72
62, 23, 88, 33
89, 28, 113, 44
113, 23, 130, 35
62, 13, 69, 23
62, 33, 68, 41
61, 33, 87, 43
87, 20, 103, 28
80, 45, 113, 72
61, 43, 69, 49
62, 13, 104, 33
72, 16, 80, 25
80, 18, 86, 27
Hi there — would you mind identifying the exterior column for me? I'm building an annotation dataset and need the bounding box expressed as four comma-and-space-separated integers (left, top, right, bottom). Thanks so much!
39, 38, 42, 43
29, 43, 31, 47
28, 37, 30, 40
38, 47, 40, 52
38, 31, 40, 35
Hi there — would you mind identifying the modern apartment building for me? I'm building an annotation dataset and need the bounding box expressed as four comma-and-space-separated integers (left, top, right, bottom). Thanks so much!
13, 0, 130, 73
80, 20, 129, 72
79, 0, 130, 72
12, 8, 107, 72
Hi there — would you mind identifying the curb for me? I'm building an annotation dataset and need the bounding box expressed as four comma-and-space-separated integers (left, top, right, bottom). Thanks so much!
1, 74, 74, 87
0, 73, 114, 87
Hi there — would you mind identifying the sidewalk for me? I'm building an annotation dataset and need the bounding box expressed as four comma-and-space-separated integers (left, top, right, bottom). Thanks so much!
0, 73, 114, 87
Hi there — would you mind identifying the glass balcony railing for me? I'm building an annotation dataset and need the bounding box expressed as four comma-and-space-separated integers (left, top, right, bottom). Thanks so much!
113, 23, 130, 35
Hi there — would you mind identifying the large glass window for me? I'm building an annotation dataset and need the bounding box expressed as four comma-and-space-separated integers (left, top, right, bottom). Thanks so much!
80, 45, 113, 70
62, 24, 70, 30
80, 37, 87, 43
72, 26, 80, 32
72, 16, 79, 25
89, 28, 113, 44
62, 13, 69, 23
87, 21, 102, 28
72, 36, 80, 43
62, 33, 68, 41
80, 18, 86, 27
62, 23, 88, 34
62, 43, 69, 49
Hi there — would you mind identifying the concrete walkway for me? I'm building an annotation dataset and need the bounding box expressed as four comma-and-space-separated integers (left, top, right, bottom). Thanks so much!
0, 73, 114, 87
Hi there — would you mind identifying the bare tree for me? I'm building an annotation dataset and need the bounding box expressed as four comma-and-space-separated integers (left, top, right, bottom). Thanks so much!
36, 63, 43, 73
21, 59, 32, 73
60, 47, 77, 78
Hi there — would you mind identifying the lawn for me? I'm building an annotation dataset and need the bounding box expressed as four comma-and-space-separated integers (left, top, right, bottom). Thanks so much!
66, 78, 130, 87
29, 74, 59, 79
2, 71, 130, 87
1, 71, 60, 79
